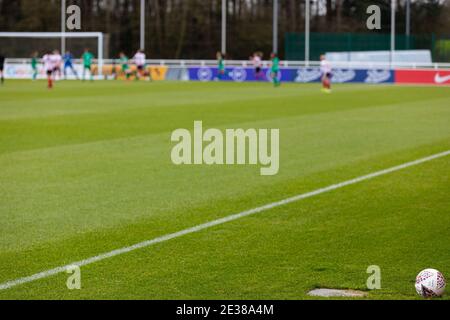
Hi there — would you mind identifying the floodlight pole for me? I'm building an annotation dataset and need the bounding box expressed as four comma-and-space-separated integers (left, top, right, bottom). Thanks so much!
390, 0, 396, 65
140, 0, 145, 51
305, 0, 310, 66
405, 0, 410, 36
405, 0, 410, 49
221, 0, 227, 54
61, 0, 66, 54
273, 0, 278, 54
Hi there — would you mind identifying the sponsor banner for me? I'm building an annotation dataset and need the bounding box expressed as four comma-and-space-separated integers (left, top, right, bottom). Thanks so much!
165, 67, 190, 81
364, 69, 395, 84
112, 65, 168, 80
293, 68, 394, 84
188, 66, 394, 84
4, 63, 169, 80
4, 63, 34, 79
5, 62, 85, 79
6, 62, 449, 85
148, 66, 168, 81
188, 67, 292, 82
395, 69, 450, 85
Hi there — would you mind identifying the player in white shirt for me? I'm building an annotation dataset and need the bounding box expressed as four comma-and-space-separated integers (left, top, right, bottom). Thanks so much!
320, 54, 332, 93
250, 52, 263, 81
51, 50, 63, 80
42, 51, 54, 89
133, 50, 146, 80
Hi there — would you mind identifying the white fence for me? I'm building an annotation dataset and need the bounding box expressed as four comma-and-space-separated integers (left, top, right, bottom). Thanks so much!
5, 58, 450, 70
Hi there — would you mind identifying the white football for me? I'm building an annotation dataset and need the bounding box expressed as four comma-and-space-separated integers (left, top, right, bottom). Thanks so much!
415, 269, 446, 298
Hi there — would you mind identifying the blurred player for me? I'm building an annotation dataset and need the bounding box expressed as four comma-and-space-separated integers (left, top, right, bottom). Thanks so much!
52, 50, 63, 80
63, 51, 78, 80
251, 52, 263, 81
82, 48, 94, 81
320, 54, 332, 93
119, 52, 131, 80
31, 52, 39, 81
0, 53, 5, 85
42, 51, 54, 89
270, 53, 280, 87
217, 52, 226, 80
133, 49, 146, 80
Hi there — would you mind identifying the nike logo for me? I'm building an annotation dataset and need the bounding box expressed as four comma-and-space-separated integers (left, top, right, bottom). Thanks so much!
434, 73, 450, 84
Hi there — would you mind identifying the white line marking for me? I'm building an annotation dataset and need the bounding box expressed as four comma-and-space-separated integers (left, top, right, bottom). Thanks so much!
1, 150, 449, 291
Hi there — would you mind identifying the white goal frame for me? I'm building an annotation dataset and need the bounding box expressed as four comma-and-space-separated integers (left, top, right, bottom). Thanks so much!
0, 32, 104, 77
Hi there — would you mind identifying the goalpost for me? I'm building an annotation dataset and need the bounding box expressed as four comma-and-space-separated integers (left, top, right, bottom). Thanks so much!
0, 32, 104, 77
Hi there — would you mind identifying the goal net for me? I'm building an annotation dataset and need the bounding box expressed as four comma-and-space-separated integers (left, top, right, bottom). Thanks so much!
0, 32, 104, 79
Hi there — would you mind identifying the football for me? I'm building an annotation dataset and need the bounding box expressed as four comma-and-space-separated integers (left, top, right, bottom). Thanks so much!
415, 269, 446, 298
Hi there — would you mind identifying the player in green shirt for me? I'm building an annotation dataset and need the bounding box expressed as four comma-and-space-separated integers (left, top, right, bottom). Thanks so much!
270, 53, 281, 87
82, 48, 94, 81
119, 52, 131, 80
217, 52, 226, 80
31, 51, 38, 81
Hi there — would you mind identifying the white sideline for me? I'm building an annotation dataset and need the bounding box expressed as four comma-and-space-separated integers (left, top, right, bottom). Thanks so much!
1, 150, 449, 291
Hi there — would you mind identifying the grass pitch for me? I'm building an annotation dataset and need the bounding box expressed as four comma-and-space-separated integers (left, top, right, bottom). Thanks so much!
0, 80, 449, 299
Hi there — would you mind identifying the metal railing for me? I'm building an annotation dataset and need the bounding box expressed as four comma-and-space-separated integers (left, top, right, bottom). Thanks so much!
5, 58, 450, 70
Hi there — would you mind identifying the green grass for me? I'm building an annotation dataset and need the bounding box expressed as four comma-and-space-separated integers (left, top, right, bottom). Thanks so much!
0, 80, 449, 299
